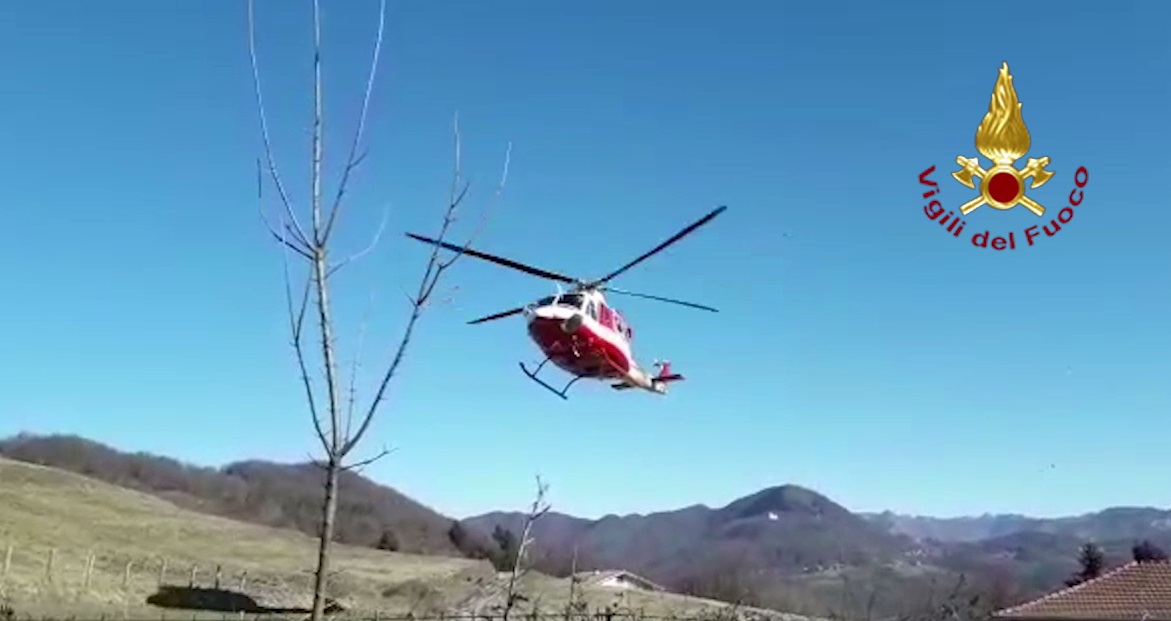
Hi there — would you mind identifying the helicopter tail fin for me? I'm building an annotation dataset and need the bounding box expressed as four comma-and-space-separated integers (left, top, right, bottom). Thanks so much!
653, 360, 684, 383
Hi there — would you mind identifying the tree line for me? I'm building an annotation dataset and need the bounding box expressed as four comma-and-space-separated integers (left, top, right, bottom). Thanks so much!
1064, 538, 1167, 587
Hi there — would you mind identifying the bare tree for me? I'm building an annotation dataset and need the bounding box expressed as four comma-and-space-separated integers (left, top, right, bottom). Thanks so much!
501, 476, 552, 620
563, 545, 587, 621
246, 1, 511, 619
898, 574, 989, 621
457, 477, 551, 619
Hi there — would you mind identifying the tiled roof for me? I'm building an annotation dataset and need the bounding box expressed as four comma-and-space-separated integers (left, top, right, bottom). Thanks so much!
996, 561, 1171, 621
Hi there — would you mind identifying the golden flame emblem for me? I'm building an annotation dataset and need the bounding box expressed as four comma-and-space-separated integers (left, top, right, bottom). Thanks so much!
951, 62, 1054, 216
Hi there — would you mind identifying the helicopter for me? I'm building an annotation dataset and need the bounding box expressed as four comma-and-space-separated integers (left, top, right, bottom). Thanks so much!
404, 205, 726, 400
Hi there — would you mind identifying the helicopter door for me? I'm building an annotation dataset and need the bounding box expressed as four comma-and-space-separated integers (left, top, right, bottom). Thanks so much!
597, 303, 613, 328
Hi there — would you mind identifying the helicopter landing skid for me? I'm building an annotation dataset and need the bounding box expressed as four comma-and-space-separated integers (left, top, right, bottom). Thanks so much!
519, 358, 583, 400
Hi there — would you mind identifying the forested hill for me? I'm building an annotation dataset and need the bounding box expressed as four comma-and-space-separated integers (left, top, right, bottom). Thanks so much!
0, 433, 477, 556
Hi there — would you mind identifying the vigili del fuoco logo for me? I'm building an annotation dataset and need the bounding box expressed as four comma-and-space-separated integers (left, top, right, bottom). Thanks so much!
918, 62, 1088, 250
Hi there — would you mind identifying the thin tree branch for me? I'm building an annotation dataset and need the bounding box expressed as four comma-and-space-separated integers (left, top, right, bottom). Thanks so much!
340, 116, 474, 457
306, 453, 329, 470
343, 289, 377, 442
282, 217, 328, 452
341, 118, 513, 459
247, 0, 312, 251
420, 117, 513, 304
326, 202, 390, 278
259, 160, 314, 260
449, 141, 512, 268
320, 0, 386, 245
340, 445, 396, 473
413, 114, 470, 307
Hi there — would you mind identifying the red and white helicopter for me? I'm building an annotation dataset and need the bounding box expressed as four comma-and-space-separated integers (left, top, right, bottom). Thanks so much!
405, 205, 726, 400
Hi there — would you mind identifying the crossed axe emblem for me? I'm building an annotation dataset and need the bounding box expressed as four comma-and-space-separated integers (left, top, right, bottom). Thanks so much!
951, 156, 1055, 216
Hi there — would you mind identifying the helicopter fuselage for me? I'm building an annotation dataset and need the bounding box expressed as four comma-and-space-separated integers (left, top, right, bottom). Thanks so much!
403, 205, 724, 399
524, 291, 632, 381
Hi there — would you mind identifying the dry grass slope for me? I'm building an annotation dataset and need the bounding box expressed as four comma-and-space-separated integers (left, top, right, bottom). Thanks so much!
0, 457, 487, 618
0, 458, 820, 620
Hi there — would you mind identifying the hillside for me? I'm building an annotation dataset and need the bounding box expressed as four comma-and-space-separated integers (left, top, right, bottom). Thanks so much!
0, 433, 479, 558
0, 456, 821, 620
8, 432, 1171, 619
0, 456, 489, 618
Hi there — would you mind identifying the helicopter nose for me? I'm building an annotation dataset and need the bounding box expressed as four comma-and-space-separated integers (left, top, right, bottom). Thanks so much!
561, 312, 584, 334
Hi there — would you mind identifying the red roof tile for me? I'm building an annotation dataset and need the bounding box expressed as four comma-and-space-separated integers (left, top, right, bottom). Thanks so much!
997, 561, 1171, 621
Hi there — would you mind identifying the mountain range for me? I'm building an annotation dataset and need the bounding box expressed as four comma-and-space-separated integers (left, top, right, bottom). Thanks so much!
3, 432, 1170, 617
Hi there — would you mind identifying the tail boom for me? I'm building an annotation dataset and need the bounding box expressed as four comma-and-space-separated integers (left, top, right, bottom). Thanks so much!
610, 359, 685, 395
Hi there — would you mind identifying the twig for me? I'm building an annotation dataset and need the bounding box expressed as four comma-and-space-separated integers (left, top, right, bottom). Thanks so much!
258, 159, 313, 259
340, 445, 397, 473
326, 204, 390, 277
282, 217, 328, 451
320, 0, 387, 245
341, 113, 510, 457
247, 0, 311, 253
458, 141, 513, 264
343, 289, 377, 442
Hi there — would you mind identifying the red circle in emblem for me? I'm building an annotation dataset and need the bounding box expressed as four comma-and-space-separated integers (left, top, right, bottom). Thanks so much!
988, 172, 1021, 204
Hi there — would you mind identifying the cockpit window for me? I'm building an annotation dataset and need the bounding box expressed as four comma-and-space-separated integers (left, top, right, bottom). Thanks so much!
535, 294, 583, 309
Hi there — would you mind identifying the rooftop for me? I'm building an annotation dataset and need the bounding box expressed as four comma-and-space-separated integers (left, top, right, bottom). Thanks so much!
996, 561, 1171, 621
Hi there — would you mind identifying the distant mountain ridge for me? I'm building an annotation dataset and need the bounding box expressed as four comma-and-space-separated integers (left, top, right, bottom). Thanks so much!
864, 508, 1171, 543
463, 485, 919, 583
463, 498, 1171, 612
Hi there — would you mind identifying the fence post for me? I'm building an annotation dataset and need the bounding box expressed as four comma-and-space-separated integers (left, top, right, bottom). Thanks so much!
188, 563, 198, 587
159, 557, 169, 586
82, 551, 96, 590
45, 547, 56, 583
123, 560, 134, 589
238, 570, 247, 592
214, 564, 222, 589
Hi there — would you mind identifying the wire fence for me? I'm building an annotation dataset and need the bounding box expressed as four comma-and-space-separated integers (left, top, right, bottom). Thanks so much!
0, 543, 793, 621
0, 612, 778, 621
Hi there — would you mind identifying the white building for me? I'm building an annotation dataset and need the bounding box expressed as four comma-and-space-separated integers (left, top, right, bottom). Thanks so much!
575, 569, 666, 592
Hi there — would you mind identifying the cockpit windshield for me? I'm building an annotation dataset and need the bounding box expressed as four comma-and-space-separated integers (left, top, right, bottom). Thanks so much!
535, 294, 583, 309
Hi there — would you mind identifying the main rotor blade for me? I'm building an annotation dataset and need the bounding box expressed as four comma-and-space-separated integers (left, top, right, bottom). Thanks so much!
592, 205, 727, 286
605, 287, 719, 313
405, 233, 576, 285
468, 307, 525, 325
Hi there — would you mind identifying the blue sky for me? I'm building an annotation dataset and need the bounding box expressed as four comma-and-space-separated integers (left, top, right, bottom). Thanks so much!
2, 0, 1168, 521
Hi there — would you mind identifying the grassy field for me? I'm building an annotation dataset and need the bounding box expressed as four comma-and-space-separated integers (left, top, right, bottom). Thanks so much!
0, 458, 816, 620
